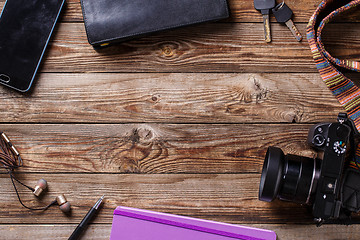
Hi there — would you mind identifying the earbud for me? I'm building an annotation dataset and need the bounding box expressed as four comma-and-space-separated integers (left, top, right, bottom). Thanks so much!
33, 180, 71, 213
33, 178, 47, 197
56, 194, 71, 213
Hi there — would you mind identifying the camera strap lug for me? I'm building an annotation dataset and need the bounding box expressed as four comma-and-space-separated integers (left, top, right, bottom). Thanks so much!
337, 112, 347, 124
337, 112, 360, 137
314, 218, 323, 227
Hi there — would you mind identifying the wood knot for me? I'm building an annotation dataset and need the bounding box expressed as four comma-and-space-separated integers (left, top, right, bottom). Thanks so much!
130, 126, 156, 143
137, 128, 154, 141
161, 46, 174, 57
151, 95, 160, 102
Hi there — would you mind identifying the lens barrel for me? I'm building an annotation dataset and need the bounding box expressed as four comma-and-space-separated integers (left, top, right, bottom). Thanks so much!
259, 147, 284, 202
259, 147, 320, 204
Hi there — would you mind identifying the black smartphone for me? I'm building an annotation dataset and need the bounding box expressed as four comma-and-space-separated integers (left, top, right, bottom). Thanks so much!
0, 0, 65, 92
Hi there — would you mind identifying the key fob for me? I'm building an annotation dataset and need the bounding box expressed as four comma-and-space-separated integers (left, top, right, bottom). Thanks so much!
254, 0, 276, 12
272, 2, 293, 23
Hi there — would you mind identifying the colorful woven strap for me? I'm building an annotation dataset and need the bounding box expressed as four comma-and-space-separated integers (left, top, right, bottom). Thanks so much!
307, 0, 360, 169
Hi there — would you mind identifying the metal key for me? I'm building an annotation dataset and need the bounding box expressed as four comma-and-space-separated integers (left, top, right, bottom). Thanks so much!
254, 0, 276, 43
272, 2, 302, 42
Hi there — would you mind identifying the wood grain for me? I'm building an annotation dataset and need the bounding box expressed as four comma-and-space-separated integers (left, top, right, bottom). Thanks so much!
0, 124, 319, 173
0, 73, 344, 123
38, 22, 360, 73
1, 0, 358, 23
0, 173, 331, 224
1, 224, 360, 240
0, 0, 359, 238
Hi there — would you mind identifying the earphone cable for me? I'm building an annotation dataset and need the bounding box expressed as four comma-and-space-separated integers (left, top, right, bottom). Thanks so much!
9, 171, 57, 211
8, 171, 35, 192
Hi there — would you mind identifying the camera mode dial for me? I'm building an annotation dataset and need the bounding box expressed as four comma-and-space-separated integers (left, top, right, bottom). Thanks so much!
333, 141, 346, 155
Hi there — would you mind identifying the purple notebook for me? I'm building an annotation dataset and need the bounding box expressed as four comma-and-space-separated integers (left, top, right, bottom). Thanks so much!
110, 206, 276, 240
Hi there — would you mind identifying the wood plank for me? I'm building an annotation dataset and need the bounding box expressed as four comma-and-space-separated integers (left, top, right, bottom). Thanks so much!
1, 0, 358, 23
0, 224, 112, 240
0, 73, 344, 123
0, 173, 337, 224
0, 123, 330, 173
2, 224, 360, 240
40, 22, 360, 73
0, 18, 357, 73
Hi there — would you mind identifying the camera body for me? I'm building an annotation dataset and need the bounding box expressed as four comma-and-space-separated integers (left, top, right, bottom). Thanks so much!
259, 113, 360, 224
307, 118, 350, 221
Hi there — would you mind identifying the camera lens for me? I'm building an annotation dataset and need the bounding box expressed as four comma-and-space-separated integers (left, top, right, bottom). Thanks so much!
259, 147, 320, 204
259, 147, 284, 202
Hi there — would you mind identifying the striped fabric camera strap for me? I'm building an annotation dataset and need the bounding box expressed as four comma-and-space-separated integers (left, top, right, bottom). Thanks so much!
307, 0, 360, 169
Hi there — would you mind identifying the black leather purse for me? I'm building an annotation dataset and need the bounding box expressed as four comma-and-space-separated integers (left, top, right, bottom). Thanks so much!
80, 0, 229, 48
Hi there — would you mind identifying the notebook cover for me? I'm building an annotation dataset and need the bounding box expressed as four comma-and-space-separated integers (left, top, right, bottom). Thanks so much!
80, 0, 229, 47
110, 206, 277, 240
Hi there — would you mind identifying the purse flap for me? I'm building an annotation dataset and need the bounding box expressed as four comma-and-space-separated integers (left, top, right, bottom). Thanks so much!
80, 0, 229, 45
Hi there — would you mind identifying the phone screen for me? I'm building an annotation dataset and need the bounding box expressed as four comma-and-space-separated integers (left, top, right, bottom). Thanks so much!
0, 0, 65, 92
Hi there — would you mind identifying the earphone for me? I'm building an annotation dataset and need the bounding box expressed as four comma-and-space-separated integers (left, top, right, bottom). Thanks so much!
1, 132, 71, 213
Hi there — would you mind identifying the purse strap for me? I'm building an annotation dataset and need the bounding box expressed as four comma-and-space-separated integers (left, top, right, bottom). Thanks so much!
307, 0, 360, 169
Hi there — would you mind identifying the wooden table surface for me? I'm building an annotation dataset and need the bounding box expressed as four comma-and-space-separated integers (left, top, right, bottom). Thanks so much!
1, 0, 360, 239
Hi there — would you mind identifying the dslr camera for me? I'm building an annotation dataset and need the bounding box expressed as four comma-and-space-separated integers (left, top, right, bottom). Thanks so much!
259, 113, 360, 225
